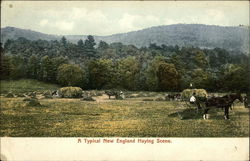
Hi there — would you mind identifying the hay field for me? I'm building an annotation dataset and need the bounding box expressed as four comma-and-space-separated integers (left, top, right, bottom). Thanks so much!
0, 94, 249, 137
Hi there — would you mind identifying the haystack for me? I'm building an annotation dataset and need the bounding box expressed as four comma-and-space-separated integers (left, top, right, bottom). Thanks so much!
181, 89, 207, 101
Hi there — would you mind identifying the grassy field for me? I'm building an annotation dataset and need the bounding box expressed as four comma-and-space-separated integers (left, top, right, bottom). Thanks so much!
0, 79, 249, 137
0, 79, 59, 94
0, 96, 249, 137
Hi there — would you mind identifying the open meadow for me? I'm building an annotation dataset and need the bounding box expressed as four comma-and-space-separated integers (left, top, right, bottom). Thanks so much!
0, 80, 249, 137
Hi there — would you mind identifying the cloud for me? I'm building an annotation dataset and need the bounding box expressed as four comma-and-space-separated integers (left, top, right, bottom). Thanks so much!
118, 13, 140, 31
118, 13, 162, 32
39, 19, 75, 31
3, 1, 246, 35
54, 21, 75, 31
163, 18, 178, 25
205, 9, 226, 24
39, 19, 48, 27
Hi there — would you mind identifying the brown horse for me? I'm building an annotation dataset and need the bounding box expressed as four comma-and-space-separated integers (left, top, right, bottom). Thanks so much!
203, 93, 243, 120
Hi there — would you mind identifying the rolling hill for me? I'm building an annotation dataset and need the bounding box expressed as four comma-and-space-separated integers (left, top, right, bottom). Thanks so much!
1, 24, 249, 53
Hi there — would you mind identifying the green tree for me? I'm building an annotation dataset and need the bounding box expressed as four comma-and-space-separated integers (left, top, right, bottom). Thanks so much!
97, 40, 109, 50
51, 56, 69, 82
9, 55, 26, 79
117, 57, 140, 90
190, 69, 209, 89
157, 62, 180, 91
223, 64, 249, 92
60, 36, 67, 46
145, 56, 166, 91
27, 55, 39, 79
77, 39, 84, 48
84, 35, 97, 58
40, 56, 54, 82
88, 59, 113, 89
57, 64, 85, 86
0, 53, 10, 80
194, 50, 208, 69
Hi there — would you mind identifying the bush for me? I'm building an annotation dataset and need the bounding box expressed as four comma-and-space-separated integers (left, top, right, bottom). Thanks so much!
58, 87, 83, 98
181, 89, 208, 100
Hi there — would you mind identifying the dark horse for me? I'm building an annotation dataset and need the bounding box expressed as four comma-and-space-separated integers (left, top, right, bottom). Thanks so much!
203, 93, 243, 120
166, 93, 181, 101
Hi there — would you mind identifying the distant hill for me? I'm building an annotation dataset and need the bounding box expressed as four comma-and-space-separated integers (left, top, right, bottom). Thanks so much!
1, 26, 60, 42
1, 24, 249, 53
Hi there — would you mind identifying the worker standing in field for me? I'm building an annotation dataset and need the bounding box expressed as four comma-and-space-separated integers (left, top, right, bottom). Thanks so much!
190, 92, 201, 109
190, 92, 196, 104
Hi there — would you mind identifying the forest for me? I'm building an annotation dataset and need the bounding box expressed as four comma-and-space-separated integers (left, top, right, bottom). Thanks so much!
0, 36, 249, 92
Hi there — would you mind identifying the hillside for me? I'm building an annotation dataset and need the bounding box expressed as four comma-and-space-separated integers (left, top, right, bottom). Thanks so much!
1, 24, 249, 53
0, 79, 59, 93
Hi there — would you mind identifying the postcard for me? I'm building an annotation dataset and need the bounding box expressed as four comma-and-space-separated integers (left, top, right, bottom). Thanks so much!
0, 1, 249, 160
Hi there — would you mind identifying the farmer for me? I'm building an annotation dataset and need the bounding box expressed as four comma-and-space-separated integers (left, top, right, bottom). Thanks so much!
190, 92, 196, 104
190, 92, 201, 109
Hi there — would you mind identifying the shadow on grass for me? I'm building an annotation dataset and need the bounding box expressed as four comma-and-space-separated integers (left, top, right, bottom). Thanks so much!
168, 108, 204, 120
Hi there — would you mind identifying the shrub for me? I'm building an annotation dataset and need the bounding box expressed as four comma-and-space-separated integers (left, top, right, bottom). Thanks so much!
58, 87, 83, 98
181, 89, 208, 100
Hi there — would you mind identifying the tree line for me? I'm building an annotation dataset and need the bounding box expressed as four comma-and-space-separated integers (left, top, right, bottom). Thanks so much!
1, 36, 249, 92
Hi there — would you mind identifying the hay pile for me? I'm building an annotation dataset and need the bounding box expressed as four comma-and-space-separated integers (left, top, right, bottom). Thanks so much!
181, 89, 207, 101
43, 90, 53, 99
16, 93, 25, 97
23, 97, 42, 107
58, 87, 83, 98
5, 92, 14, 98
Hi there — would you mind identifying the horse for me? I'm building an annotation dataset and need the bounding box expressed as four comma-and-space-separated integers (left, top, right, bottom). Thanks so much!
166, 93, 181, 101
203, 93, 243, 120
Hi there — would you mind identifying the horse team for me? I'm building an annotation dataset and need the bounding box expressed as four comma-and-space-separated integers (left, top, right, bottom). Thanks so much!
104, 90, 247, 120
201, 93, 244, 120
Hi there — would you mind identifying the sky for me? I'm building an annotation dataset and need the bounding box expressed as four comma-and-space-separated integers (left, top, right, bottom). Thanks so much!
1, 1, 249, 36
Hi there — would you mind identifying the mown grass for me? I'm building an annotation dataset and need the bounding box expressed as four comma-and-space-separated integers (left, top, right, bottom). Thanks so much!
0, 79, 59, 94
0, 97, 249, 137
